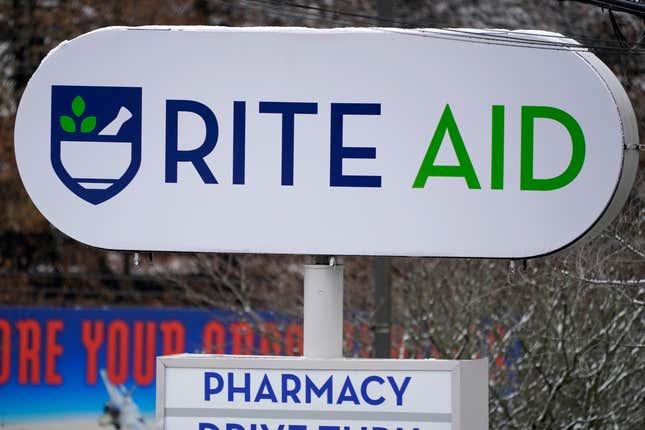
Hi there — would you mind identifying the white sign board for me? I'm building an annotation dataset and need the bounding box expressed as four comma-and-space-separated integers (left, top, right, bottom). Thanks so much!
15, 27, 639, 257
156, 355, 488, 430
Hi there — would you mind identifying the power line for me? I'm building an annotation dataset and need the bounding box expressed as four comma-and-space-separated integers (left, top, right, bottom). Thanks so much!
565, 0, 645, 17
389, 28, 638, 54
235, 0, 645, 55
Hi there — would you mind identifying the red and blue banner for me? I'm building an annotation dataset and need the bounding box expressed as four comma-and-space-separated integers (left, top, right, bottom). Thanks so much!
0, 306, 303, 428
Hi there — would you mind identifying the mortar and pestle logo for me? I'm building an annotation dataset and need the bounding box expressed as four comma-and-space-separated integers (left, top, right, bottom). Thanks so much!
51, 85, 142, 205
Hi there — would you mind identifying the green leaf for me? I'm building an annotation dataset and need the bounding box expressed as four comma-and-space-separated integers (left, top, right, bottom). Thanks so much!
80, 116, 96, 133
60, 115, 75, 133
72, 96, 85, 117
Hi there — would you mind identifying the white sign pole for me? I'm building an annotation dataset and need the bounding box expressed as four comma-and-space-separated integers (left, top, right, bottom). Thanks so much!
303, 257, 344, 359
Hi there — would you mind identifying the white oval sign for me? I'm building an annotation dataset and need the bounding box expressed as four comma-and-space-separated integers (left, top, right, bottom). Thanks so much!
14, 27, 639, 257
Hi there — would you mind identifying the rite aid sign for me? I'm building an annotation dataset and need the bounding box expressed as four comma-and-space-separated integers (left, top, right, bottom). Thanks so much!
156, 355, 488, 430
15, 27, 639, 257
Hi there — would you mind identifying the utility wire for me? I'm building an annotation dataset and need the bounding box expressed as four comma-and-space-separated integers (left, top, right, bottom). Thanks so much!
254, 0, 642, 48
565, 0, 645, 17
334, 0, 638, 46
235, 0, 645, 55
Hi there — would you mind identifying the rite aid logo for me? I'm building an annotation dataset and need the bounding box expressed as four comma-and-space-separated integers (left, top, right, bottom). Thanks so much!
51, 85, 142, 205
50, 85, 589, 206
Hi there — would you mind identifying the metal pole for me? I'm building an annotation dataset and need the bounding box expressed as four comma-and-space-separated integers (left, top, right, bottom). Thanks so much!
377, 0, 393, 22
303, 256, 343, 358
373, 257, 392, 358
372, 0, 394, 360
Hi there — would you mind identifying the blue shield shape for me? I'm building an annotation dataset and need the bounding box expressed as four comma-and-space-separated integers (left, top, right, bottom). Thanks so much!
51, 85, 142, 205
